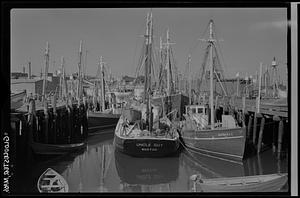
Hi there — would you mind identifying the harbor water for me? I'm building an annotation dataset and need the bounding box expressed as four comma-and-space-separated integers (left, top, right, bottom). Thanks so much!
15, 129, 288, 193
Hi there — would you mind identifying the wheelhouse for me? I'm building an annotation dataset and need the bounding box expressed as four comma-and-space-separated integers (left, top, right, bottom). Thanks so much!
185, 105, 208, 115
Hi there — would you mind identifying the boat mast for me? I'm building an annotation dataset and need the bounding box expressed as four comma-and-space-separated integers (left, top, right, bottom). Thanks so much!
77, 40, 83, 102
144, 13, 149, 103
208, 20, 215, 129
59, 56, 63, 100
166, 29, 170, 95
257, 62, 263, 113
62, 56, 68, 101
271, 57, 278, 98
42, 42, 50, 103
144, 12, 153, 131
164, 29, 175, 96
100, 56, 106, 111
188, 54, 192, 105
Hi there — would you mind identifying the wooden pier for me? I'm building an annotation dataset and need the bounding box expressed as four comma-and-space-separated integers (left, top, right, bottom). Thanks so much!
10, 96, 88, 157
232, 97, 288, 159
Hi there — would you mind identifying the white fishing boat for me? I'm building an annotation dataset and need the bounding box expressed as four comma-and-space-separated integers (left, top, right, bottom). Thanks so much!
190, 173, 288, 192
37, 168, 69, 193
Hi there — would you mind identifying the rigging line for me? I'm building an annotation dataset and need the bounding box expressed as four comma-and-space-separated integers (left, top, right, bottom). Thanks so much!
154, 46, 162, 83
151, 44, 158, 86
170, 47, 177, 90
186, 21, 211, 58
214, 66, 228, 96
134, 43, 146, 79
212, 44, 230, 95
134, 43, 145, 78
132, 17, 150, 77
213, 27, 230, 84
198, 45, 210, 93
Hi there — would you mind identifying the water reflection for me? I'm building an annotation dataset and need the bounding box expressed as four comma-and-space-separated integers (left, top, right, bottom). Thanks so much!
61, 142, 114, 192
115, 149, 179, 192
16, 131, 288, 193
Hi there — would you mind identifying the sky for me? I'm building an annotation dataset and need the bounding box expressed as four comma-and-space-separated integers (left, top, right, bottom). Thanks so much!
11, 8, 288, 83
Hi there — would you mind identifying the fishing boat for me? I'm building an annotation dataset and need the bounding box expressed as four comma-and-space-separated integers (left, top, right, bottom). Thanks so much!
31, 141, 87, 155
151, 29, 189, 120
37, 168, 69, 193
113, 12, 180, 158
190, 173, 288, 192
180, 20, 246, 162
87, 56, 121, 134
88, 111, 120, 133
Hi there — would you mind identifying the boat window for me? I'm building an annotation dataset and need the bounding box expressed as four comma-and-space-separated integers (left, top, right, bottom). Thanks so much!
197, 108, 203, 114
186, 107, 190, 113
192, 108, 196, 114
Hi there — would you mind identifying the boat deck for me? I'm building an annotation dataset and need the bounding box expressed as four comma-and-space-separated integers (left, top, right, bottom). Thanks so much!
116, 127, 178, 140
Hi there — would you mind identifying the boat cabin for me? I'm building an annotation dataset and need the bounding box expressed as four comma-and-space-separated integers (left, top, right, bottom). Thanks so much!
185, 104, 208, 115
185, 104, 238, 129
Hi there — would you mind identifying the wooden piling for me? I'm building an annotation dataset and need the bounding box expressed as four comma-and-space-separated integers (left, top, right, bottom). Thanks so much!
257, 116, 265, 154
277, 119, 284, 159
27, 99, 35, 157
273, 116, 281, 153
242, 96, 246, 114
51, 95, 57, 144
247, 114, 253, 141
67, 98, 73, 143
43, 101, 49, 144
28, 99, 36, 141
252, 113, 262, 146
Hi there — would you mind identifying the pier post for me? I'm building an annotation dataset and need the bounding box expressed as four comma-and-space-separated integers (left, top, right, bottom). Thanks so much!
277, 119, 284, 159
252, 113, 257, 144
242, 96, 246, 114
67, 98, 73, 143
247, 113, 253, 141
28, 99, 36, 141
83, 96, 88, 138
257, 116, 265, 154
27, 99, 36, 161
43, 101, 49, 144
252, 113, 262, 146
51, 95, 57, 144
272, 116, 280, 153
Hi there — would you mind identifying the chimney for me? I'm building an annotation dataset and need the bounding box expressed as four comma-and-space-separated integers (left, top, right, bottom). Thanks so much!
28, 61, 32, 79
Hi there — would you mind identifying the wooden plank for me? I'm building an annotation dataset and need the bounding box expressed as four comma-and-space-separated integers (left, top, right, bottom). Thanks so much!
233, 98, 288, 118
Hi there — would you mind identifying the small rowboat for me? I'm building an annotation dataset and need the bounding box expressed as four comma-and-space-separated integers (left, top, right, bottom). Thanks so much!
190, 173, 288, 192
37, 168, 69, 193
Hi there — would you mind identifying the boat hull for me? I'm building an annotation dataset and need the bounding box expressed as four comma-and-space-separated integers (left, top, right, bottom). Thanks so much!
114, 134, 180, 158
181, 127, 246, 162
31, 141, 87, 155
194, 173, 288, 192
88, 111, 120, 133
